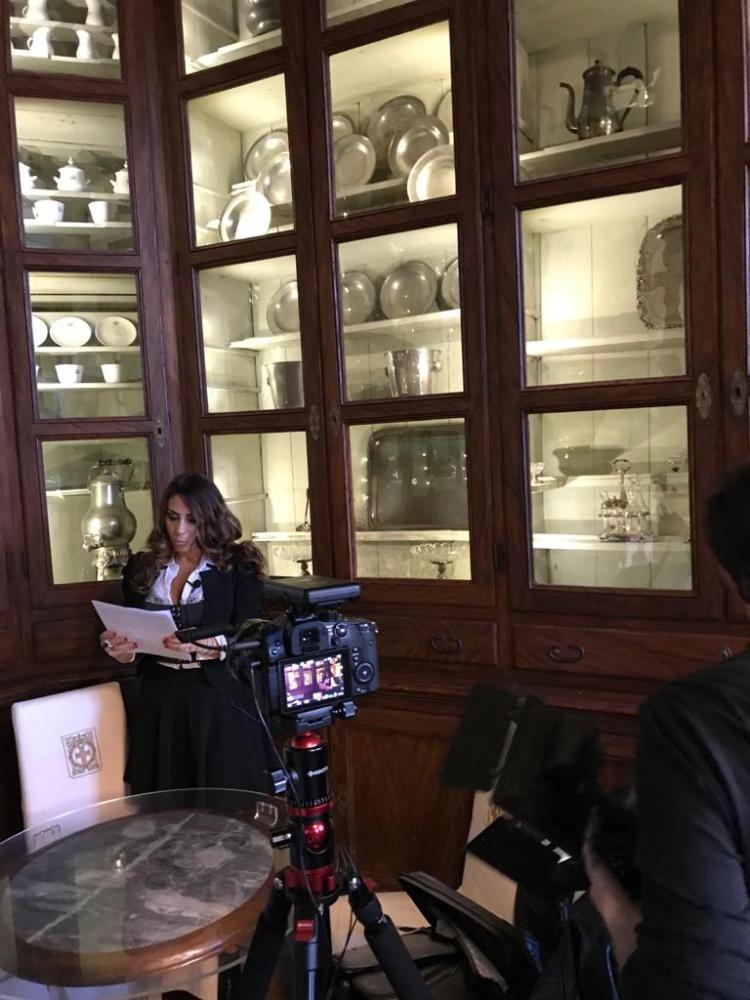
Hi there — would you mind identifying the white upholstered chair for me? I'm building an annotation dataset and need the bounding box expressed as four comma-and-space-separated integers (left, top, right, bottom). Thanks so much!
11, 682, 218, 1000
330, 789, 517, 952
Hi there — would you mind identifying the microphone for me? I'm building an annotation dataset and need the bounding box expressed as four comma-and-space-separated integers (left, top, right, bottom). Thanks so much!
175, 622, 234, 642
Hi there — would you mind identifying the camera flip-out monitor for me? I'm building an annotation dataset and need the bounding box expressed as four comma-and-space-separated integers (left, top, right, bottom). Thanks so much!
279, 650, 347, 713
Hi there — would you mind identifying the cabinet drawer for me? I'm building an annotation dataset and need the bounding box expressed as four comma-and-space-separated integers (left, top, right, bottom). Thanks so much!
376, 616, 498, 665
514, 625, 746, 681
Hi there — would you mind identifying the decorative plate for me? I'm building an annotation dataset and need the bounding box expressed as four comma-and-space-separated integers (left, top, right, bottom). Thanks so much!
379, 261, 438, 320
256, 150, 292, 206
266, 280, 300, 335
244, 129, 289, 181
331, 113, 355, 143
95, 315, 138, 348
219, 187, 272, 242
334, 134, 376, 189
636, 214, 684, 330
366, 95, 426, 166
49, 316, 92, 349
31, 314, 48, 348
440, 258, 460, 310
435, 89, 453, 132
340, 271, 377, 326
407, 144, 456, 203
388, 116, 450, 178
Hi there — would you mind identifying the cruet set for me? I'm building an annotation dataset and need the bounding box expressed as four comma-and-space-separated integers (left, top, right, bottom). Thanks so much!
598, 457, 652, 542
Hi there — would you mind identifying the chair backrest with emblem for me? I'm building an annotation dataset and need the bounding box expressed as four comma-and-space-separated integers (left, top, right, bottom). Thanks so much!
11, 681, 128, 829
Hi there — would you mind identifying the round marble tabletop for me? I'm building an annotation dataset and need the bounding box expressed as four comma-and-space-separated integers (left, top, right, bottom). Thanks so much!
0, 789, 279, 998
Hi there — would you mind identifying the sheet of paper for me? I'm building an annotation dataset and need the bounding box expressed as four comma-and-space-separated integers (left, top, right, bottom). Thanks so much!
92, 600, 190, 660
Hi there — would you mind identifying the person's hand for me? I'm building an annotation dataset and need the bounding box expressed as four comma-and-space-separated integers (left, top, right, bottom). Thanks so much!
583, 835, 641, 968
162, 633, 221, 660
100, 630, 137, 664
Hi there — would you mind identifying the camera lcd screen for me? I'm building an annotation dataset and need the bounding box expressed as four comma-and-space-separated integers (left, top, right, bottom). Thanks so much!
281, 651, 346, 712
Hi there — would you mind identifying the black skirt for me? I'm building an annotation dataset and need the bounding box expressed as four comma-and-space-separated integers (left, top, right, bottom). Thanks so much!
127, 660, 272, 795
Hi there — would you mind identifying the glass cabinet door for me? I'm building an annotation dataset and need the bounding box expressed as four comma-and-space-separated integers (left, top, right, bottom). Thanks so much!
41, 436, 152, 585
328, 22, 454, 216
197, 255, 303, 414
14, 98, 133, 252
181, 0, 282, 74
209, 431, 312, 577
29, 272, 144, 419
337, 225, 462, 401
326, 0, 417, 26
349, 418, 471, 580
514, 0, 682, 181
528, 406, 691, 591
10, 0, 120, 79
521, 186, 685, 386
187, 75, 293, 248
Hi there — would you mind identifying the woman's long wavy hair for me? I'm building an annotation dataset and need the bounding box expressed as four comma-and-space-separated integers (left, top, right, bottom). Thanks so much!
128, 473, 265, 593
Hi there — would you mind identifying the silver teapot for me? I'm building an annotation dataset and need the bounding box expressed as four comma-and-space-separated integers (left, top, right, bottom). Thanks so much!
82, 461, 137, 581
559, 61, 644, 140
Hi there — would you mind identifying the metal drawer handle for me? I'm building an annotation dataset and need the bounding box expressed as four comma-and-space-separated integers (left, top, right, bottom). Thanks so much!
430, 635, 464, 655
547, 643, 585, 664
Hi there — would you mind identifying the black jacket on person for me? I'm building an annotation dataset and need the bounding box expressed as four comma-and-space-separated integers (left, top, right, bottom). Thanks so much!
620, 651, 750, 999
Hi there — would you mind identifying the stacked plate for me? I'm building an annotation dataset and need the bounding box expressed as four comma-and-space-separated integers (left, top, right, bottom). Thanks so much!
266, 280, 300, 335
244, 130, 289, 181
340, 271, 377, 326
379, 261, 439, 320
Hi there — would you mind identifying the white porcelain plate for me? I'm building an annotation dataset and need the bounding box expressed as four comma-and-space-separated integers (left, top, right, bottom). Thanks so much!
31, 314, 48, 348
49, 316, 92, 349
95, 315, 137, 347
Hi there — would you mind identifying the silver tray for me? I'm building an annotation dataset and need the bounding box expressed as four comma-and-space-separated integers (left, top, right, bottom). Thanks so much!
256, 149, 292, 206
435, 89, 453, 132
388, 116, 449, 177
340, 270, 377, 326
440, 258, 460, 309
219, 187, 271, 242
379, 261, 438, 320
244, 130, 289, 181
266, 279, 300, 335
334, 134, 376, 189
367, 95, 426, 166
407, 144, 455, 203
331, 113, 355, 143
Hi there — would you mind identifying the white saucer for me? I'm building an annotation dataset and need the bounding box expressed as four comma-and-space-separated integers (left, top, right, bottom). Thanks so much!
95, 315, 137, 347
49, 316, 92, 349
31, 314, 48, 348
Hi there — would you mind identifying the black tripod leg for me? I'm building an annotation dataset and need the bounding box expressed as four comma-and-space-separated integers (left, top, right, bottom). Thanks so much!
348, 878, 432, 1000
292, 899, 329, 1000
238, 875, 291, 999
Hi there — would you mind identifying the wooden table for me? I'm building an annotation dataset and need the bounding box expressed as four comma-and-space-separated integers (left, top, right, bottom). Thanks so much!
0, 789, 284, 998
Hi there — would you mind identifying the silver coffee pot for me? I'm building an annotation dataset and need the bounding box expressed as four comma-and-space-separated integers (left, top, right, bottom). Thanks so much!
559, 61, 645, 140
82, 461, 137, 581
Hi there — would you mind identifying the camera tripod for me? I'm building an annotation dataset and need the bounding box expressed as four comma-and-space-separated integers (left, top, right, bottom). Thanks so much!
238, 730, 431, 1000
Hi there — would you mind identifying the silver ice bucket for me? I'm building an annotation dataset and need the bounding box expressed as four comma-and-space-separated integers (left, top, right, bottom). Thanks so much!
384, 348, 442, 397
265, 361, 304, 409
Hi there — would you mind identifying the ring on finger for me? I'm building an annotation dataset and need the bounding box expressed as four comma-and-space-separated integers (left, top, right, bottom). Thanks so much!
101, 638, 112, 650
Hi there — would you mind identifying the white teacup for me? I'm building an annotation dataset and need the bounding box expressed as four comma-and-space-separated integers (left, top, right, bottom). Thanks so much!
55, 364, 83, 384
88, 200, 115, 224
100, 363, 121, 384
32, 199, 64, 223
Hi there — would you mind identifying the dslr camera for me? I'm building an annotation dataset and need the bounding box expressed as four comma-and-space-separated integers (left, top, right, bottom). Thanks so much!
235, 576, 380, 733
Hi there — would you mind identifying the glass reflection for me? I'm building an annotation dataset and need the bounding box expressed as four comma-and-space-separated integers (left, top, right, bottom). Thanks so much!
210, 431, 311, 576
15, 98, 133, 251
522, 186, 685, 387
514, 0, 682, 181
349, 419, 470, 580
198, 256, 303, 413
337, 224, 462, 401
10, 0, 120, 79
182, 0, 282, 74
42, 437, 151, 585
528, 406, 691, 590
328, 23, 454, 216
188, 76, 293, 247
30, 272, 144, 419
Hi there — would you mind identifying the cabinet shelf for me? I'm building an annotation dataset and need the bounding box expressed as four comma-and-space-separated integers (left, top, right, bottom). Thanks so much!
192, 33, 283, 71
10, 17, 116, 37
22, 189, 128, 202
519, 120, 682, 179
25, 221, 131, 235
37, 382, 141, 390
36, 345, 139, 354
327, 0, 414, 25
532, 533, 689, 552
526, 331, 684, 359
12, 51, 119, 77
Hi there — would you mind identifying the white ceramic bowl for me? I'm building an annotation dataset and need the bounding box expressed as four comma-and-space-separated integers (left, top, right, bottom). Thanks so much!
55, 364, 84, 384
